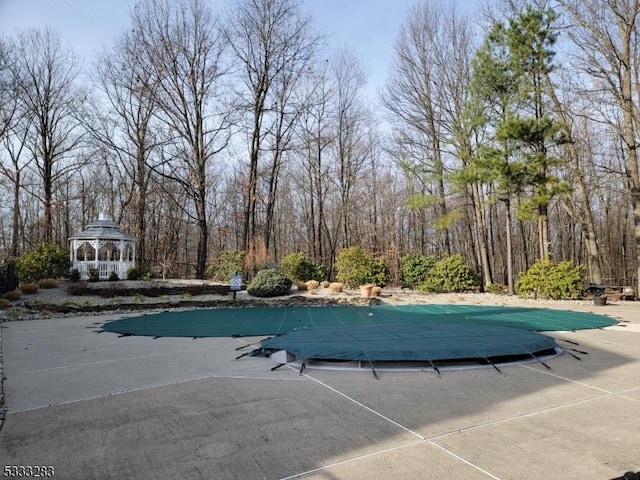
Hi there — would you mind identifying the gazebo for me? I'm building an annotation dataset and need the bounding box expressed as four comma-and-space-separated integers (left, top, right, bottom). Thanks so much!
69, 213, 136, 280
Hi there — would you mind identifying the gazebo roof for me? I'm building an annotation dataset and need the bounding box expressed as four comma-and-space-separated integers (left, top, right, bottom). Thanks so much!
69, 213, 135, 241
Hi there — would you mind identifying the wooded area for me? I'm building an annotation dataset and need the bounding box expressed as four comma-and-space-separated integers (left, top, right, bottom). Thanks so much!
1, 0, 639, 291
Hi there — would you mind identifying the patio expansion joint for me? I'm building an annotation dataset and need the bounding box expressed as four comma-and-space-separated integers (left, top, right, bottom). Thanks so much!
521, 364, 640, 402
429, 391, 630, 446
294, 368, 426, 440
6, 373, 305, 415
10, 343, 231, 375
284, 363, 640, 480
290, 368, 504, 480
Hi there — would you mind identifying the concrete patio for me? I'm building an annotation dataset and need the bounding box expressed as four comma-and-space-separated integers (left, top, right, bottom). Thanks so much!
1, 302, 639, 479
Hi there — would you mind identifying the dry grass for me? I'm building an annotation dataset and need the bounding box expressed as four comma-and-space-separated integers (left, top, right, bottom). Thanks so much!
20, 283, 39, 294
329, 282, 344, 293
2, 289, 23, 301
38, 278, 58, 289
305, 280, 319, 290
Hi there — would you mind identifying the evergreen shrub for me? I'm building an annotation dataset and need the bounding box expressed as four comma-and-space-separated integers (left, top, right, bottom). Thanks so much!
400, 253, 438, 289
69, 268, 81, 282
516, 257, 584, 300
0, 259, 18, 293
247, 269, 292, 297
126, 267, 141, 281
280, 252, 326, 282
16, 243, 71, 283
486, 283, 506, 295
335, 246, 390, 288
419, 254, 480, 293
88, 268, 100, 282
207, 249, 246, 282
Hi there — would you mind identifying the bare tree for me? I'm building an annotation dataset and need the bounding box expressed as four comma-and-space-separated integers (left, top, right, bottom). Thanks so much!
329, 49, 371, 252
132, 0, 232, 278
543, 69, 604, 283
382, 1, 462, 256
558, 0, 640, 292
1, 119, 32, 256
226, 0, 320, 270
9, 28, 86, 243
0, 37, 17, 143
0, 36, 22, 256
296, 60, 333, 266
89, 26, 164, 272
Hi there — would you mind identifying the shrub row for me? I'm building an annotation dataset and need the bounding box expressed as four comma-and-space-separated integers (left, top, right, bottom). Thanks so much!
6, 243, 587, 301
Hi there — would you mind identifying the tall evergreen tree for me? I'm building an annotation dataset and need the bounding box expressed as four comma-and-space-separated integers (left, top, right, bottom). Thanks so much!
501, 5, 567, 260
465, 4, 567, 294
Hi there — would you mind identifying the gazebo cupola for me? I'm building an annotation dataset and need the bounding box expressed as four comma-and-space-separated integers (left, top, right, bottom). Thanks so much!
69, 213, 136, 280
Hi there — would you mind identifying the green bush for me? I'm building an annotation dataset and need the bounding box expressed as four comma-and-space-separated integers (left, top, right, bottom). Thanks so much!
207, 249, 246, 282
0, 258, 18, 293
516, 257, 585, 300
370, 258, 390, 287
126, 267, 141, 281
419, 254, 479, 293
335, 246, 389, 288
16, 243, 71, 283
400, 253, 438, 289
247, 269, 292, 297
486, 283, 506, 295
88, 268, 100, 282
108, 271, 119, 282
280, 252, 326, 282
69, 268, 81, 282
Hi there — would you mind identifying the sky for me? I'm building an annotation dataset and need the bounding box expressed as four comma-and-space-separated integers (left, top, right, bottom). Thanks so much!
0, 0, 483, 98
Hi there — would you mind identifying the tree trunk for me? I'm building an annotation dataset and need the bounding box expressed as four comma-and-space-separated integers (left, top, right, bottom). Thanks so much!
472, 183, 493, 288
11, 169, 20, 257
505, 199, 515, 295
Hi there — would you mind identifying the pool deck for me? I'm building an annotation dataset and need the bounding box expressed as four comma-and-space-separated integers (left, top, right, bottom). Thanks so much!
1, 301, 639, 479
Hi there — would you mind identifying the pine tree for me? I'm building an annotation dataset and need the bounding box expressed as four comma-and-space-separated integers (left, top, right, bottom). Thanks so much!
464, 4, 568, 294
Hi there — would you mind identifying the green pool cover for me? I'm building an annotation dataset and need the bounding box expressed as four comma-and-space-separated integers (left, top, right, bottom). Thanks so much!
255, 323, 559, 363
102, 304, 614, 338
102, 304, 613, 365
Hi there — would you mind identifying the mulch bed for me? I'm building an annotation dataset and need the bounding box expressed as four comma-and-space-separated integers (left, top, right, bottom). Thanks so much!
21, 293, 381, 315
65, 283, 234, 298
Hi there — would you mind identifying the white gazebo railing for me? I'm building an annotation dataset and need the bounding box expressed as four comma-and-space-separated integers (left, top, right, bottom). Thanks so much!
69, 213, 136, 280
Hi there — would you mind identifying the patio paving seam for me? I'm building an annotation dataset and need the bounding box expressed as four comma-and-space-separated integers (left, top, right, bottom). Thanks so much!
293, 367, 426, 440
285, 368, 509, 479
277, 439, 427, 480
428, 389, 625, 443
5, 373, 306, 415
9, 345, 234, 375
427, 440, 502, 480
520, 364, 618, 394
